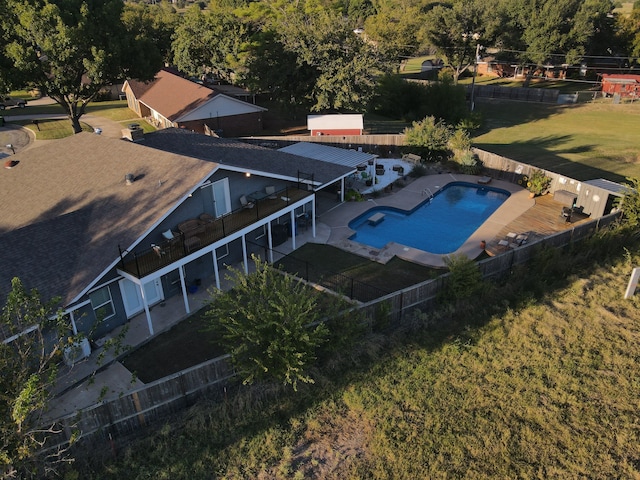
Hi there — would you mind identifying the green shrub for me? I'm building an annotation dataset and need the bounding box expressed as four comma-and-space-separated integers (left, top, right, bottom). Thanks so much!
409, 164, 428, 178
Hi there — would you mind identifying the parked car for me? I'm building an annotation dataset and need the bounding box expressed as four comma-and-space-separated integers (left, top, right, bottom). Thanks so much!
0, 96, 27, 110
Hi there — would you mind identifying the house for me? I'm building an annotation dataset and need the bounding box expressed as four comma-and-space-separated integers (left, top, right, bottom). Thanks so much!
307, 114, 364, 136
122, 69, 267, 136
600, 74, 640, 99
0, 129, 354, 347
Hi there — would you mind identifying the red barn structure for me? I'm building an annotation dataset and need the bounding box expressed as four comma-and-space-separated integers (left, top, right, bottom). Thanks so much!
307, 114, 364, 136
600, 74, 640, 99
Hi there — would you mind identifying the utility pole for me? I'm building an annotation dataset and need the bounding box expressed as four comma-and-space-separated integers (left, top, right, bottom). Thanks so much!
470, 42, 482, 112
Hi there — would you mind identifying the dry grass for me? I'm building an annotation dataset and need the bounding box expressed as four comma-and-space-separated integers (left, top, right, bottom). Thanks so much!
72, 228, 640, 479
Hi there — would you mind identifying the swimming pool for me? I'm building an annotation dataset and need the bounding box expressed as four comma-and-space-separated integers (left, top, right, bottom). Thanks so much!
348, 182, 510, 254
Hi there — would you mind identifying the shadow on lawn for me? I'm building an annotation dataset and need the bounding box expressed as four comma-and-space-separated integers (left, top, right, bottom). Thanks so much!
121, 308, 226, 383
475, 137, 627, 184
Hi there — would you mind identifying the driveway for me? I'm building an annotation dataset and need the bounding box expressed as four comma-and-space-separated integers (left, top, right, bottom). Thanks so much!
1, 97, 128, 156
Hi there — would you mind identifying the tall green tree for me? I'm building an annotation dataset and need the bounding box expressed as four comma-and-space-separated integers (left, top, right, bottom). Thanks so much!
274, 8, 391, 111
172, 5, 248, 83
0, 278, 76, 479
206, 256, 330, 391
490, 0, 614, 84
403, 115, 453, 161
3, 0, 162, 133
422, 0, 488, 84
122, 1, 178, 65
363, 0, 424, 63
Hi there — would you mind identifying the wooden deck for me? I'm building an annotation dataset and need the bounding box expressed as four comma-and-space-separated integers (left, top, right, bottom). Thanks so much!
485, 194, 591, 256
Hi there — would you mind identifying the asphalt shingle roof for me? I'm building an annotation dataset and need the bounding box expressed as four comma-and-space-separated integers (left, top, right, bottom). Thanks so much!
126, 69, 218, 122
0, 132, 217, 305
140, 128, 354, 186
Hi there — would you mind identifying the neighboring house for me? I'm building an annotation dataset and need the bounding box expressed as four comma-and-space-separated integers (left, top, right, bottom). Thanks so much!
600, 74, 640, 98
122, 69, 267, 136
0, 129, 354, 349
307, 114, 364, 136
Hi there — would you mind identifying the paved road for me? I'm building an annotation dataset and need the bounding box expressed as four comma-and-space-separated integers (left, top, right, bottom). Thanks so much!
0, 97, 128, 156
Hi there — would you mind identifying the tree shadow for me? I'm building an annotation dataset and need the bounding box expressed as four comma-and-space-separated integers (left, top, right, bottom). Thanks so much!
475, 134, 628, 184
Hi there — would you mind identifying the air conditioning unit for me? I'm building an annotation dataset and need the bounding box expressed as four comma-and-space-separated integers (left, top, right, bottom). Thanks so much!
63, 337, 91, 366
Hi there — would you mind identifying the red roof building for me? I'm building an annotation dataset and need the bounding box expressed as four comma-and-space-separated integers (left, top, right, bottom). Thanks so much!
600, 74, 640, 99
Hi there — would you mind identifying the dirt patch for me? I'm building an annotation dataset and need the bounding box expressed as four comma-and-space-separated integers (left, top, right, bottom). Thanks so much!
270, 408, 374, 479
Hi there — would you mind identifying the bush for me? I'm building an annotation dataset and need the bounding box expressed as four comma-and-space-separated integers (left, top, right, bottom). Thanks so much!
526, 169, 552, 196
409, 163, 428, 178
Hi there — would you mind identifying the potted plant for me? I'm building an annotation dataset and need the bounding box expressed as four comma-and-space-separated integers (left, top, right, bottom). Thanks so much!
526, 169, 551, 197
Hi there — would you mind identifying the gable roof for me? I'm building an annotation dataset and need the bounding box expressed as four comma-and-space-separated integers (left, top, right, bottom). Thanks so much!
0, 133, 217, 305
140, 128, 354, 186
124, 69, 265, 123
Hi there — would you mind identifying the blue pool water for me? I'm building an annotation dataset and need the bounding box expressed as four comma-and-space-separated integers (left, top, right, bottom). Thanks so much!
349, 182, 510, 254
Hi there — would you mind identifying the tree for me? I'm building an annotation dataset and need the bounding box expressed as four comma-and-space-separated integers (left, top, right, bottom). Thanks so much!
363, 1, 424, 64
172, 5, 248, 83
489, 0, 614, 85
616, 177, 640, 228
0, 278, 77, 479
273, 7, 392, 112
618, 8, 640, 58
421, 0, 488, 84
206, 256, 330, 390
441, 254, 483, 304
372, 72, 466, 123
403, 115, 453, 161
122, 1, 178, 66
3, 0, 162, 133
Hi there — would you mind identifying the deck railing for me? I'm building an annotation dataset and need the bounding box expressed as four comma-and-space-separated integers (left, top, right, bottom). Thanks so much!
119, 186, 312, 278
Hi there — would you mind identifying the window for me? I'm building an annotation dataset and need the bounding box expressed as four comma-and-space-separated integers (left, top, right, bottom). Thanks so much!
89, 287, 115, 321
255, 225, 266, 240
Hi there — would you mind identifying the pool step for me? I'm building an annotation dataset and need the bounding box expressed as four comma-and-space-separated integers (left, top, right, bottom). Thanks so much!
367, 213, 385, 226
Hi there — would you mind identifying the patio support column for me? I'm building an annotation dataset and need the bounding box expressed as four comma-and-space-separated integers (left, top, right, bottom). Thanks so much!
311, 197, 316, 238
139, 285, 154, 336
179, 265, 190, 315
290, 210, 296, 250
69, 310, 78, 335
212, 249, 220, 290
242, 235, 248, 274
340, 178, 345, 202
267, 222, 274, 263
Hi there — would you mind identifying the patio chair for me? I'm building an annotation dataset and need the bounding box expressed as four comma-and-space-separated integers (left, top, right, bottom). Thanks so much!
265, 185, 277, 199
240, 195, 254, 209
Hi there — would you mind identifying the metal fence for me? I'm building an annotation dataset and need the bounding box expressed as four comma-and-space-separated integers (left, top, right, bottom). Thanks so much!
264, 243, 391, 303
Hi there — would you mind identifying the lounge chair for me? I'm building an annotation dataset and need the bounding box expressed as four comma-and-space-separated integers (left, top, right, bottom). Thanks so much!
240, 195, 254, 209
265, 186, 277, 199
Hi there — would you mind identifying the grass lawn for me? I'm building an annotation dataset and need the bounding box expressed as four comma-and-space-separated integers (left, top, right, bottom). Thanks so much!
473, 100, 640, 184
76, 229, 640, 478
121, 308, 226, 383
15, 119, 94, 139
276, 244, 442, 298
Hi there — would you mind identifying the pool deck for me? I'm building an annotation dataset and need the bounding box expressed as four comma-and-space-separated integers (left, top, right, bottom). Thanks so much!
315, 173, 536, 268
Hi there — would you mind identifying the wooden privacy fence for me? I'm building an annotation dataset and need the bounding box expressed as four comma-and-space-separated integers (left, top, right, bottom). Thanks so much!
356, 212, 620, 328
242, 134, 407, 150
47, 355, 234, 450
44, 213, 618, 451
